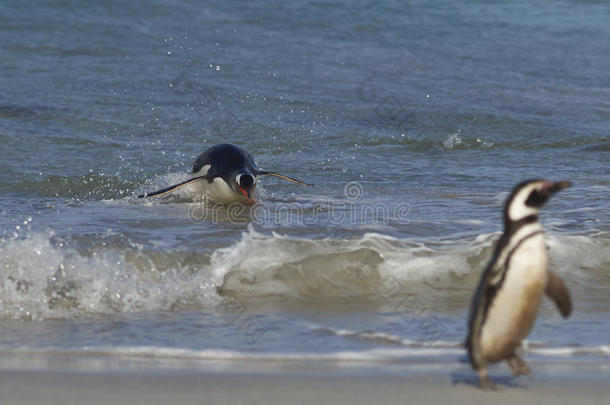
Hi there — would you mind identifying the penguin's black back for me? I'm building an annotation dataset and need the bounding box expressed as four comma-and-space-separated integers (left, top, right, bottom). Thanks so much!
466, 232, 508, 367
192, 143, 259, 179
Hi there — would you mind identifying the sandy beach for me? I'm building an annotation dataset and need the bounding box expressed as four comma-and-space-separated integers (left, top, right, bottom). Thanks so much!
1, 355, 609, 405
2, 369, 608, 405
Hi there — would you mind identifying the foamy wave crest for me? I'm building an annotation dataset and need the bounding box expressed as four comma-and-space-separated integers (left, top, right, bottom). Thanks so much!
1, 227, 607, 319
215, 228, 610, 300
547, 232, 610, 275
215, 226, 497, 298
0, 232, 221, 320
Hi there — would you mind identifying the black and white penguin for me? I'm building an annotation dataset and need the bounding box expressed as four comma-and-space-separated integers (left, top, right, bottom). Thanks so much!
138, 143, 312, 204
466, 179, 573, 390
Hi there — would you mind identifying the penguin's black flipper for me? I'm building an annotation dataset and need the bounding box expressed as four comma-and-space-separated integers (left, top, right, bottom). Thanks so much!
258, 171, 313, 187
545, 271, 572, 317
138, 175, 211, 198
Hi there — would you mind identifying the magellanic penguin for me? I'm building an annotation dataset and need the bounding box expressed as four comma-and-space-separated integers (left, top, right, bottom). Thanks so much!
138, 143, 312, 205
466, 179, 573, 390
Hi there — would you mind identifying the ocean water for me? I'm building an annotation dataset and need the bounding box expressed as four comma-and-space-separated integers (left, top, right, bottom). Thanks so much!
1, 0, 609, 375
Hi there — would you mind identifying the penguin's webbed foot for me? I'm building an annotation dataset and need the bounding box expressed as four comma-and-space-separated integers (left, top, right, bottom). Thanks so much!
507, 354, 532, 377
477, 368, 498, 391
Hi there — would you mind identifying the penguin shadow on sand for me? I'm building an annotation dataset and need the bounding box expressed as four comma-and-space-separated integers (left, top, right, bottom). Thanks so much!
451, 375, 528, 391
450, 359, 529, 390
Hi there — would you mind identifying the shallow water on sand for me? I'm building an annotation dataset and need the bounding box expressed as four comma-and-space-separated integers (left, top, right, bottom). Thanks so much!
0, 0, 608, 373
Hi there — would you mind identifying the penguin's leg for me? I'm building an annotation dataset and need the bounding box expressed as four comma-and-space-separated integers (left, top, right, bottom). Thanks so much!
477, 364, 497, 390
507, 353, 531, 376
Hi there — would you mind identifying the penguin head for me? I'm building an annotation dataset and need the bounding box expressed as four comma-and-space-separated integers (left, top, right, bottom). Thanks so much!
233, 173, 257, 204
505, 179, 572, 223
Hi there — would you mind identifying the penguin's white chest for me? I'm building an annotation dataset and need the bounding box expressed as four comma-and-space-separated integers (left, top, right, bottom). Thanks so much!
194, 177, 246, 204
191, 164, 247, 204
480, 232, 548, 361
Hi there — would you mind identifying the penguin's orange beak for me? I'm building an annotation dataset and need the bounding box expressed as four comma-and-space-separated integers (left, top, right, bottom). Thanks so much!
239, 187, 255, 205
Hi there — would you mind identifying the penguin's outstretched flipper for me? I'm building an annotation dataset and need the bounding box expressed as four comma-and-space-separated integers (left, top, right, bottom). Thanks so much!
138, 175, 211, 198
545, 271, 572, 317
258, 171, 313, 187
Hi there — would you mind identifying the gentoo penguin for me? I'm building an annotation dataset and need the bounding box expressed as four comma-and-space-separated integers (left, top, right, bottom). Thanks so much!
138, 143, 312, 205
466, 179, 573, 390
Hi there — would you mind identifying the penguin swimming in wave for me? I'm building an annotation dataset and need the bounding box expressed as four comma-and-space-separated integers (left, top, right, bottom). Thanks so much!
138, 143, 312, 205
466, 179, 573, 390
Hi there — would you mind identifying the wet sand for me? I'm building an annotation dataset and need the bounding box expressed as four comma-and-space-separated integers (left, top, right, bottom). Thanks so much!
2, 365, 608, 405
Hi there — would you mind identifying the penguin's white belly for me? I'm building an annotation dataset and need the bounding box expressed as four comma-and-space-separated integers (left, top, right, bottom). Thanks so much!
191, 164, 246, 204
194, 178, 246, 204
481, 233, 548, 362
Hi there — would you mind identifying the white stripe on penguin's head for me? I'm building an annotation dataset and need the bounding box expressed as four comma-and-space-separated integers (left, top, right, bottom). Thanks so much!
505, 179, 570, 223
507, 181, 548, 222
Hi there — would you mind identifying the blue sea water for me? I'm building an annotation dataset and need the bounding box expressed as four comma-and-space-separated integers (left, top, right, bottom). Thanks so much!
0, 0, 608, 376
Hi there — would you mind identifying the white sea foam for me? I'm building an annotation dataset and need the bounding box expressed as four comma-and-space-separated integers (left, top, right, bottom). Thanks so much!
0, 232, 221, 320
547, 232, 610, 274
1, 343, 607, 365
214, 226, 503, 298
0, 345, 464, 363
309, 325, 461, 348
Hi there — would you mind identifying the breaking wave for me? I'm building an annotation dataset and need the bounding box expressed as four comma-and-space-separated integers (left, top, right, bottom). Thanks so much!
0, 226, 608, 320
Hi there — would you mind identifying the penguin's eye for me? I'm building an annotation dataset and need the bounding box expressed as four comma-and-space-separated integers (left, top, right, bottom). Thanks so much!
525, 188, 549, 207
236, 174, 255, 188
